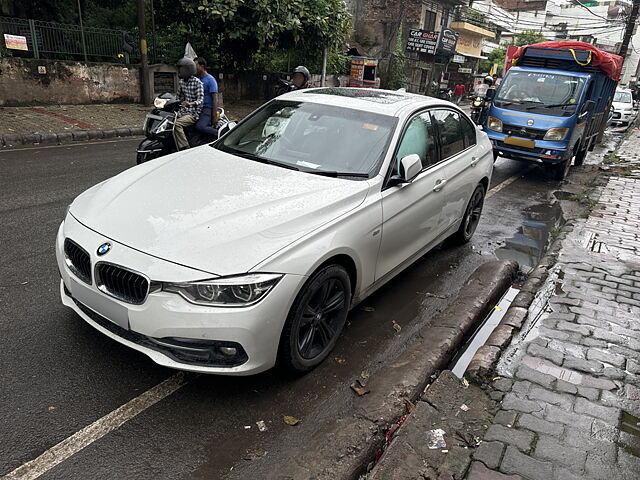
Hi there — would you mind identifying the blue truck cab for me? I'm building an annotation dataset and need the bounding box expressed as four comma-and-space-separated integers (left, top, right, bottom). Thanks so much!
484, 46, 618, 180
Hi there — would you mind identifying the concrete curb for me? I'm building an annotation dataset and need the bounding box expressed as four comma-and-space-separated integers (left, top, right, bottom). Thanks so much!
264, 260, 518, 480
1, 126, 144, 148
465, 223, 574, 383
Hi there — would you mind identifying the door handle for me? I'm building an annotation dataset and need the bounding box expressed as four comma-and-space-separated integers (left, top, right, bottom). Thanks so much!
433, 179, 447, 192
470, 156, 478, 167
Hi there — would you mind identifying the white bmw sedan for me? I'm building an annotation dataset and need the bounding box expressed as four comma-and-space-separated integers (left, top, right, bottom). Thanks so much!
56, 88, 493, 375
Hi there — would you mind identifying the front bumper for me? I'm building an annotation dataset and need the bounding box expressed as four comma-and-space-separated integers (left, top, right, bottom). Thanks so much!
56, 216, 306, 375
486, 130, 569, 164
613, 111, 634, 124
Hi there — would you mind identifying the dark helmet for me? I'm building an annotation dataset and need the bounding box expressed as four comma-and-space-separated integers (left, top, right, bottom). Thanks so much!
484, 75, 494, 86
177, 57, 197, 79
292, 65, 310, 88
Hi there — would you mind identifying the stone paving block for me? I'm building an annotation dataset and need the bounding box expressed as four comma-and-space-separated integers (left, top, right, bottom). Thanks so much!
611, 324, 640, 340
581, 337, 609, 348
539, 326, 582, 344
553, 467, 586, 480
494, 410, 517, 427
587, 349, 626, 368
72, 130, 89, 141
57, 132, 72, 144
467, 461, 523, 480
591, 419, 619, 443
545, 404, 593, 430
115, 127, 131, 137
40, 133, 58, 145
576, 386, 600, 401
627, 359, 640, 374
473, 441, 505, 470
516, 413, 563, 437
493, 379, 513, 393
500, 307, 529, 329
603, 366, 626, 380
533, 435, 587, 470
574, 397, 620, 425
555, 379, 578, 395
563, 356, 604, 374
527, 386, 573, 410
3, 134, 23, 145
483, 425, 535, 452
86, 129, 103, 140
618, 296, 640, 307
486, 325, 515, 349
515, 363, 555, 389
592, 328, 627, 345
547, 339, 587, 359
527, 343, 564, 365
499, 446, 553, 480
501, 393, 542, 415
522, 356, 584, 385
576, 315, 612, 331
23, 133, 41, 144
511, 381, 532, 396
102, 129, 116, 138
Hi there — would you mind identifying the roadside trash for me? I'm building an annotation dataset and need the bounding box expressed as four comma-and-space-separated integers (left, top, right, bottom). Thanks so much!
392, 320, 402, 333
491, 376, 501, 382
334, 357, 347, 365
456, 430, 480, 447
442, 449, 449, 453
426, 429, 447, 449
404, 398, 416, 413
361, 306, 375, 312
47, 406, 56, 411
283, 415, 300, 426
460, 404, 469, 412
360, 370, 370, 383
244, 425, 251, 429
20, 281, 28, 285
242, 448, 267, 460
351, 379, 370, 396
461, 377, 469, 389
256, 420, 268, 432
494, 305, 502, 311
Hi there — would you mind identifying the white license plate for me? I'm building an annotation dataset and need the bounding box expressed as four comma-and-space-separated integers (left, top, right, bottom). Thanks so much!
68, 277, 130, 329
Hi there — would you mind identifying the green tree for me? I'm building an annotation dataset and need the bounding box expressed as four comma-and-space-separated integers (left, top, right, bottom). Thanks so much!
479, 31, 547, 74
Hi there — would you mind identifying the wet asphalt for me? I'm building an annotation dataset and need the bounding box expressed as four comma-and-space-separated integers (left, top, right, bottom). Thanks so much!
0, 136, 577, 478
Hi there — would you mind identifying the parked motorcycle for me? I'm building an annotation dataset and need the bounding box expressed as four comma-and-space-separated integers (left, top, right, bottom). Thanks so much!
136, 93, 235, 164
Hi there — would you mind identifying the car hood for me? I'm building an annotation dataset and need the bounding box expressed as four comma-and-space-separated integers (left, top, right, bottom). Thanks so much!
612, 101, 632, 111
70, 147, 371, 276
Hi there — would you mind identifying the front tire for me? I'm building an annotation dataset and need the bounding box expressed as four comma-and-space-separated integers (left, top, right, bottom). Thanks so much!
278, 265, 352, 373
448, 184, 485, 246
551, 157, 571, 181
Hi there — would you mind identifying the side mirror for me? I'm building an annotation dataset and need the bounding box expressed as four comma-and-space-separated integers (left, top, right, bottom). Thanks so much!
388, 154, 422, 187
580, 100, 595, 119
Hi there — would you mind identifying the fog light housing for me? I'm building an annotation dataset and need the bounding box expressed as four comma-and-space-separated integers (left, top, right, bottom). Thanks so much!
220, 347, 237, 356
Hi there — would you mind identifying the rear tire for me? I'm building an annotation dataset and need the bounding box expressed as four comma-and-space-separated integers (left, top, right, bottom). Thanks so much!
278, 265, 351, 373
448, 184, 485, 246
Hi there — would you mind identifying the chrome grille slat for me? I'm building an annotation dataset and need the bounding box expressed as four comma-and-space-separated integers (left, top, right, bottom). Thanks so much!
95, 262, 149, 305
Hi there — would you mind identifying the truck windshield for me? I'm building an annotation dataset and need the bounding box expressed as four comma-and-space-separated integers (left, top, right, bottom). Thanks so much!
494, 71, 586, 116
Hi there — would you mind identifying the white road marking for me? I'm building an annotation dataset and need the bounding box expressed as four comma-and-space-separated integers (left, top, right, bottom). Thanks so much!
3, 372, 189, 480
486, 165, 534, 199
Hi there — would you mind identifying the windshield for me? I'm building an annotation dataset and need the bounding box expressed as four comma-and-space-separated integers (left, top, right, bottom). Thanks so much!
614, 91, 632, 103
495, 71, 586, 116
216, 100, 397, 177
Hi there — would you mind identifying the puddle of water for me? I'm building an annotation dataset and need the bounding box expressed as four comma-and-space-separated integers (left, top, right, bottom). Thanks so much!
495, 203, 564, 274
450, 286, 519, 378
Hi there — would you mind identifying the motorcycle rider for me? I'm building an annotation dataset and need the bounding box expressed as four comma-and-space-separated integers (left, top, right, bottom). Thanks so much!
194, 57, 220, 137
292, 65, 311, 89
174, 57, 204, 151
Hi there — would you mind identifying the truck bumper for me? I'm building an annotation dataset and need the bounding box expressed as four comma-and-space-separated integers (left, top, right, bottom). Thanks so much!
486, 131, 570, 164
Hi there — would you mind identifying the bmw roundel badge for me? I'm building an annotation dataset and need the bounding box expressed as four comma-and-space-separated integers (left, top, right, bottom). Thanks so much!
97, 242, 112, 256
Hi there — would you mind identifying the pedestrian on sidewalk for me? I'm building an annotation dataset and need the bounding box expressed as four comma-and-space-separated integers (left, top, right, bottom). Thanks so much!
454, 83, 465, 104
173, 57, 203, 151
194, 57, 220, 137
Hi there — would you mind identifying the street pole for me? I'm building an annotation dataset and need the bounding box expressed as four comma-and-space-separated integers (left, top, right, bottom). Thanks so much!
137, 0, 152, 106
619, 0, 640, 59
150, 0, 157, 64
77, 0, 88, 63
321, 47, 328, 87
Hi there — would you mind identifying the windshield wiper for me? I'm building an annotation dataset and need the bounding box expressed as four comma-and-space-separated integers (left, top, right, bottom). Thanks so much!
526, 102, 573, 110
228, 150, 300, 171
306, 170, 369, 178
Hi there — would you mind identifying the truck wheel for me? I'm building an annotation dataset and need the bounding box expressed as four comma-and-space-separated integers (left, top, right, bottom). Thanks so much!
574, 146, 588, 166
551, 159, 571, 181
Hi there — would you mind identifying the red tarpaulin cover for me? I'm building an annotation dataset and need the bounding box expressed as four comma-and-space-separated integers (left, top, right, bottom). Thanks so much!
506, 41, 623, 82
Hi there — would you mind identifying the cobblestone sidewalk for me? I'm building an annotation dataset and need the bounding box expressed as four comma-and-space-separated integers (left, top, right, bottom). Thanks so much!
467, 177, 640, 480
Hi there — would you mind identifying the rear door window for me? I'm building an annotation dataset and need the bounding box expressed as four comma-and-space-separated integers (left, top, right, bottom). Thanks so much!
394, 112, 438, 174
431, 110, 466, 159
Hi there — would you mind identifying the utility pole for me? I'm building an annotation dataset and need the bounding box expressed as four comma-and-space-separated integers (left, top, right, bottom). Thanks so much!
137, 0, 152, 106
77, 0, 88, 63
619, 0, 640, 59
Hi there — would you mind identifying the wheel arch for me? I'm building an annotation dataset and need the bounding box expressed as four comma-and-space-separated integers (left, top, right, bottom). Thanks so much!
313, 253, 358, 301
479, 176, 489, 193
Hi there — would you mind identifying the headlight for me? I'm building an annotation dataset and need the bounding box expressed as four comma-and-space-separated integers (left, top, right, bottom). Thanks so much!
163, 273, 283, 307
488, 117, 503, 132
154, 97, 168, 109
543, 128, 569, 141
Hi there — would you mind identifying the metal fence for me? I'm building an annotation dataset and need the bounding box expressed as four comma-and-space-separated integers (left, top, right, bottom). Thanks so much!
0, 16, 146, 63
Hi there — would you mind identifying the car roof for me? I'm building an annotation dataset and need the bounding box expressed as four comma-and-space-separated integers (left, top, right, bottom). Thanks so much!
277, 87, 445, 116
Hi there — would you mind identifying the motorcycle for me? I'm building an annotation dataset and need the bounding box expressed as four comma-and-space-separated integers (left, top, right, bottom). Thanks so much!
275, 77, 296, 97
136, 93, 235, 164
470, 95, 486, 125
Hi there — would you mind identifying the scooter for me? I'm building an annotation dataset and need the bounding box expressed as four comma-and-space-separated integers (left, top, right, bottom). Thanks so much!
470, 95, 486, 125
136, 93, 235, 164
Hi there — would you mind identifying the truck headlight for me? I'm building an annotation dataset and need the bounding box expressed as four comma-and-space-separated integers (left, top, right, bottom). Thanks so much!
543, 128, 569, 141
163, 273, 283, 307
487, 117, 503, 132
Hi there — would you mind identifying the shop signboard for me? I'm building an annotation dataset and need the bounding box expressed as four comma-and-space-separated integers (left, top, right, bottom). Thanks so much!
406, 29, 438, 55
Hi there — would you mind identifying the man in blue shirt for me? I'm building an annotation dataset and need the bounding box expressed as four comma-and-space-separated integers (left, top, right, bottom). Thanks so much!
195, 57, 219, 136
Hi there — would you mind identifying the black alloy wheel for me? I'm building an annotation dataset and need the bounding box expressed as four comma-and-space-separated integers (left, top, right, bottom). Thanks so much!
449, 184, 486, 246
279, 265, 351, 372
